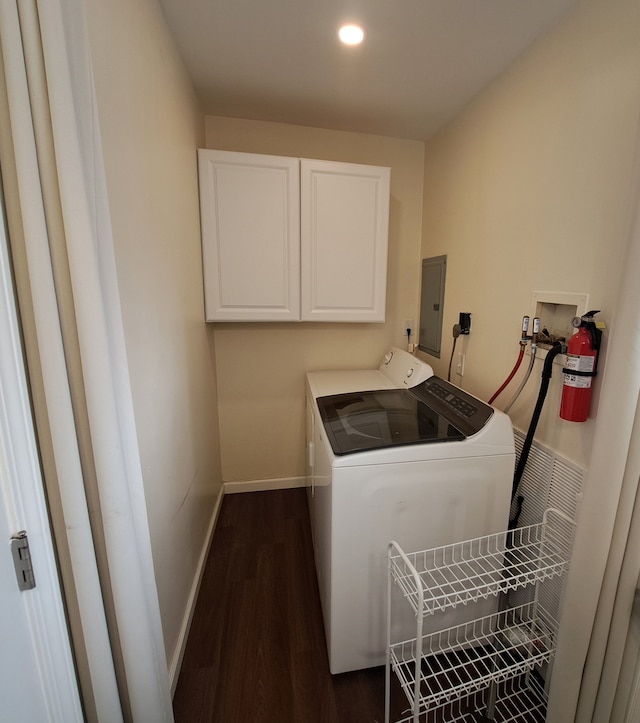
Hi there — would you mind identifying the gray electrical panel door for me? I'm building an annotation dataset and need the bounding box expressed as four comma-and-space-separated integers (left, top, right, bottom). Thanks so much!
419, 255, 446, 357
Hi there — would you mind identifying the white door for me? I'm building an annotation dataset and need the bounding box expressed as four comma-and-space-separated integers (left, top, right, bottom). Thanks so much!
0, 493, 74, 722
0, 197, 83, 721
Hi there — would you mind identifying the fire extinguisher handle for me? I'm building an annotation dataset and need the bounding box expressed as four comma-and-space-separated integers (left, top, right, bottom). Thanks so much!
579, 310, 603, 356
588, 325, 602, 352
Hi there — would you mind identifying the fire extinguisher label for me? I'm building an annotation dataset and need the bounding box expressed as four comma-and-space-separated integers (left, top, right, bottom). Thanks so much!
563, 374, 592, 389
563, 353, 595, 388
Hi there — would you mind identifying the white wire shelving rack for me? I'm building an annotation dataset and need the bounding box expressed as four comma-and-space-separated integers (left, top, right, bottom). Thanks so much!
385, 508, 574, 723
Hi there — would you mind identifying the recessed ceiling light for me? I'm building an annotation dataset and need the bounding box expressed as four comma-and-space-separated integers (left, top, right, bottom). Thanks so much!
338, 24, 365, 46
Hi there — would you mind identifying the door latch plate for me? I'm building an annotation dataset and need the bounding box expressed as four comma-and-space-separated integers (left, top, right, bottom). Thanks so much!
10, 530, 36, 591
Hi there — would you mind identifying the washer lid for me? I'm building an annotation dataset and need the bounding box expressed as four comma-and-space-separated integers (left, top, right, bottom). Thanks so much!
317, 376, 494, 456
317, 388, 463, 455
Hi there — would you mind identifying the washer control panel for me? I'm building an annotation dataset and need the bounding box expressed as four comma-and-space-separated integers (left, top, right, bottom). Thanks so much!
412, 376, 494, 437
379, 347, 434, 388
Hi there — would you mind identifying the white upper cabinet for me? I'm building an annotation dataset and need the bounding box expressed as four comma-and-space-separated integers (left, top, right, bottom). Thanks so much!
198, 150, 300, 321
198, 149, 390, 322
300, 159, 390, 322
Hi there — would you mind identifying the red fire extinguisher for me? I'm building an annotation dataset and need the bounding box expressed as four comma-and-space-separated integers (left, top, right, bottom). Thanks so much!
560, 310, 602, 422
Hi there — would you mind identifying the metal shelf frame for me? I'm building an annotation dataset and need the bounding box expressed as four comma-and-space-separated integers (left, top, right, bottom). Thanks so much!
385, 508, 574, 723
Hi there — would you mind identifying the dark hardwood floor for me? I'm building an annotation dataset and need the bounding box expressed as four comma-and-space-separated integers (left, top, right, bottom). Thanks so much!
173, 488, 404, 723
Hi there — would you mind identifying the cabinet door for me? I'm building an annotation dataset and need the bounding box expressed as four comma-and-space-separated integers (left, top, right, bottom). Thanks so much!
300, 159, 390, 322
198, 150, 300, 321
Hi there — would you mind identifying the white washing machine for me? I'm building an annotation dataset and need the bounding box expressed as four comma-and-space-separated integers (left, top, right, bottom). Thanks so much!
305, 348, 515, 674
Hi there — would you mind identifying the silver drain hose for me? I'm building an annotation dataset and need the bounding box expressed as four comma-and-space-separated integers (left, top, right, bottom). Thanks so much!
504, 345, 537, 413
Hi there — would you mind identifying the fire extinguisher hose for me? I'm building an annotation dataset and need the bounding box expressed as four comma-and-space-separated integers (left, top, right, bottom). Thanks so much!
510, 342, 564, 529
488, 347, 525, 404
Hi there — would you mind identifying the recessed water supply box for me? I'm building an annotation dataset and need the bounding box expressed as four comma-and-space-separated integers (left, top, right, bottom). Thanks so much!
530, 291, 589, 362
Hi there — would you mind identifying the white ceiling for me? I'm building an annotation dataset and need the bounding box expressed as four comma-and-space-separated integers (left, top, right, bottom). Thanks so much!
157, 0, 578, 141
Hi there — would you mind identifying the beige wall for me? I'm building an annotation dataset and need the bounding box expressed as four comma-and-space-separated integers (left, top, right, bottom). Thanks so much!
85, 0, 223, 674
418, 6, 640, 713
419, 0, 640, 469
205, 117, 424, 483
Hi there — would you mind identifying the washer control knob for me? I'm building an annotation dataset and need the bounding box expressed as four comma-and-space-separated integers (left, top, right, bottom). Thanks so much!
406, 368, 415, 378
383, 351, 393, 365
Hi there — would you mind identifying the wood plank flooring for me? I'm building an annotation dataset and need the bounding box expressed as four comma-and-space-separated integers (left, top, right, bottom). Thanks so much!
172, 488, 403, 723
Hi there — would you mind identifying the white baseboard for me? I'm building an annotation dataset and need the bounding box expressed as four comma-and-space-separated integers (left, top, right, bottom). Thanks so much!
223, 476, 307, 494
168, 485, 224, 695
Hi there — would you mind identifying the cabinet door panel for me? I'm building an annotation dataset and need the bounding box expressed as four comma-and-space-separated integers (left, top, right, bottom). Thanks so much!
300, 159, 389, 322
198, 150, 300, 321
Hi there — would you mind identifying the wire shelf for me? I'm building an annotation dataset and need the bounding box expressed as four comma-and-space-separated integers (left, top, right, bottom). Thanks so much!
389, 508, 573, 617
389, 601, 558, 714
492, 673, 548, 723
391, 673, 548, 723
392, 688, 487, 723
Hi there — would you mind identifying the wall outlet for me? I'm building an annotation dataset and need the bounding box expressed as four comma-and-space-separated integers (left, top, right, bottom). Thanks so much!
404, 319, 414, 340
456, 353, 465, 376
459, 312, 472, 335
